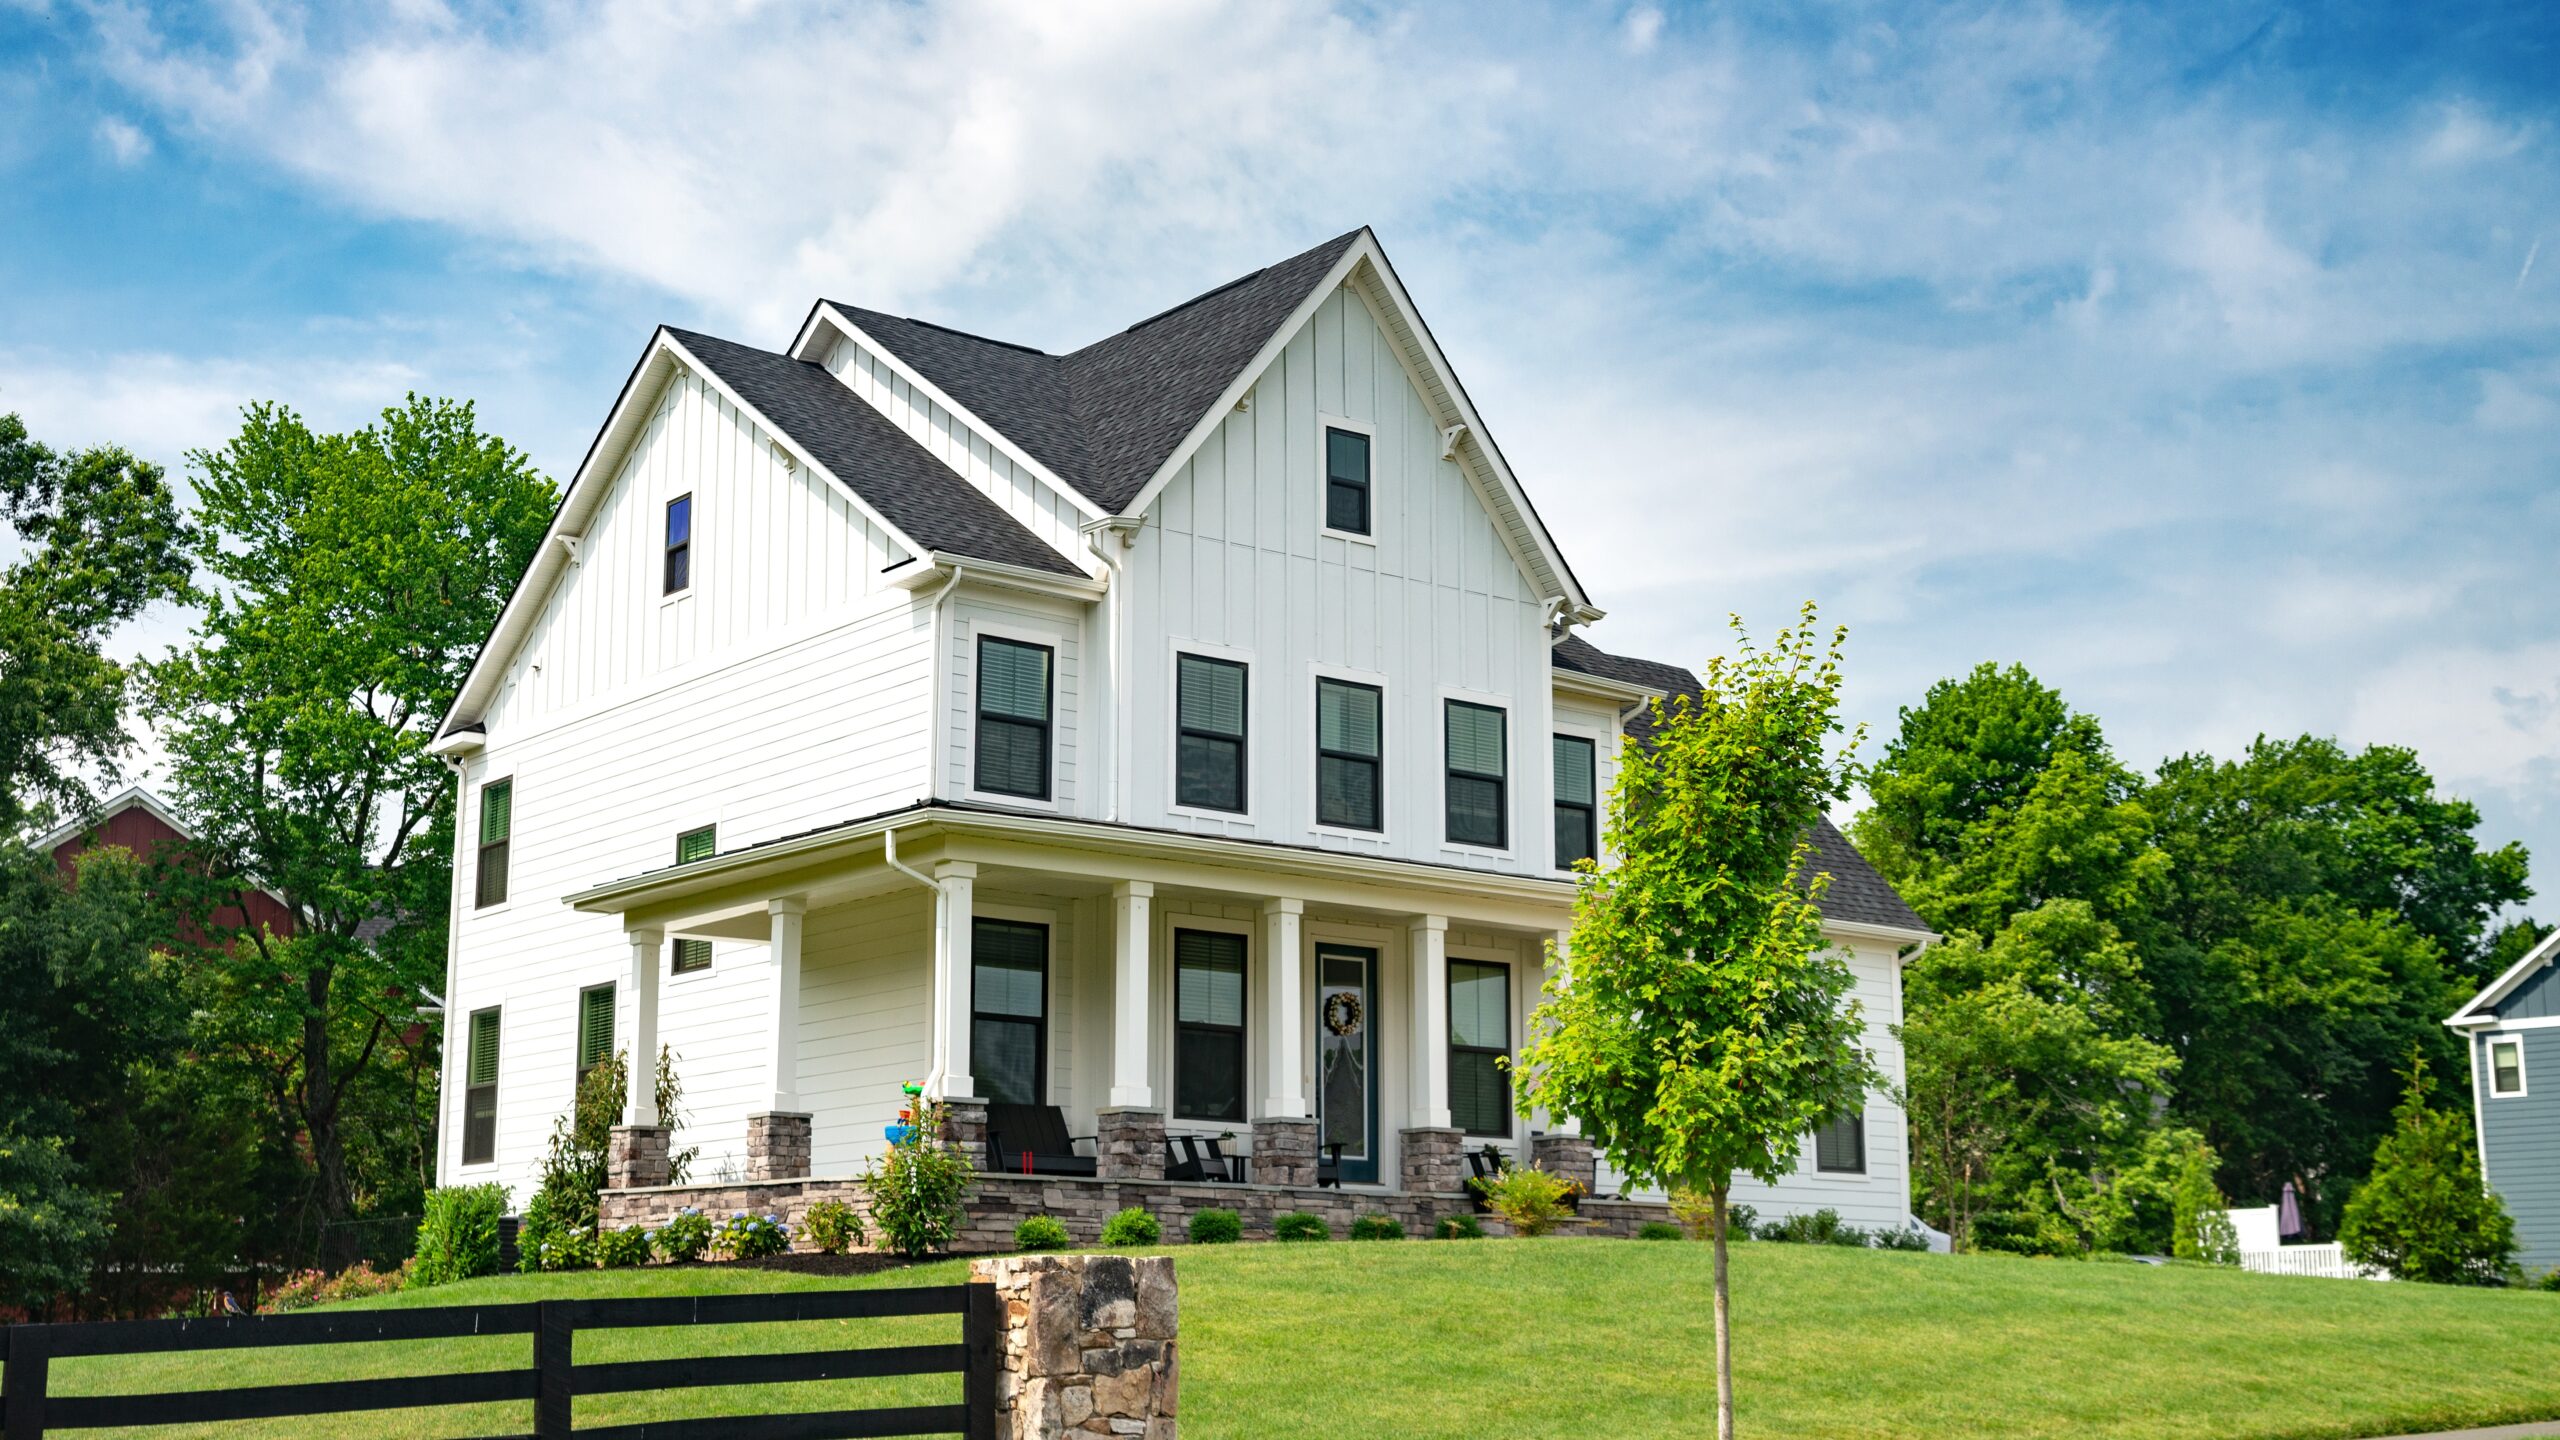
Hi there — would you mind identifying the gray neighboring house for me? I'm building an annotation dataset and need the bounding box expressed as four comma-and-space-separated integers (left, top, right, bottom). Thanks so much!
2447, 927, 2560, 1273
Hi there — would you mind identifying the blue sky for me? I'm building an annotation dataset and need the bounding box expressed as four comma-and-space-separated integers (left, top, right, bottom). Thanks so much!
4, 0, 2556, 908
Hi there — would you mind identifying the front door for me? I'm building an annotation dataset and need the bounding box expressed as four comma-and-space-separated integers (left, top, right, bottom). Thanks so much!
1316, 946, 1381, 1184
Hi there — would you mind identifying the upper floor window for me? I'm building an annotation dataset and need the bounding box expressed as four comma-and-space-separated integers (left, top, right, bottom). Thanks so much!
1449, 959, 1512, 1136
1815, 1107, 1866, 1173
462, 1006, 500, 1166
578, 982, 616, 1081
475, 778, 512, 908
1324, 426, 1371, 535
973, 918, 1049, 1106
1174, 929, 1248, 1122
1316, 678, 1383, 831
975, 637, 1054, 800
2490, 1036, 2527, 1097
672, 826, 716, 974
1553, 734, 1597, 870
1176, 654, 1248, 812
1445, 701, 1508, 849
664, 494, 693, 595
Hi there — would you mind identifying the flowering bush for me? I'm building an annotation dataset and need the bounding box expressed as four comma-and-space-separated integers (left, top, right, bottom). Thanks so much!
654, 1207, 714, 1263
803, 1199, 865, 1255
597, 1225, 654, 1268
260, 1261, 409, 1314
524, 1223, 595, 1272
716, 1211, 791, 1260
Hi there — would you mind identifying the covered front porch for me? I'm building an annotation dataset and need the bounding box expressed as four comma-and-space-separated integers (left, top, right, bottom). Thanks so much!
568, 805, 1595, 1203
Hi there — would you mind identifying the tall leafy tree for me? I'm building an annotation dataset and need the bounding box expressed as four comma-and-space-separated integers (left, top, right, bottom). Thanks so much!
1517, 606, 1877, 1440
146, 397, 554, 1253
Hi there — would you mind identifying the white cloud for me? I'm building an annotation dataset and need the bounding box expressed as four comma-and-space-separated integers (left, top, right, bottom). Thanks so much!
0, 349, 419, 470
93, 114, 150, 164
1621, 5, 1663, 54
2348, 644, 2560, 795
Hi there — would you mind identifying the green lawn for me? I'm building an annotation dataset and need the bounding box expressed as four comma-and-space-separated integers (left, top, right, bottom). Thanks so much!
15, 1240, 2560, 1439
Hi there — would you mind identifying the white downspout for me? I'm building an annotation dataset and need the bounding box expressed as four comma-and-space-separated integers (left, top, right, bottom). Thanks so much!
884, 824, 952, 1095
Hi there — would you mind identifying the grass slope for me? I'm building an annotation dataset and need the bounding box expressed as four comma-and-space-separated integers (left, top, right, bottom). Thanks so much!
17, 1241, 2560, 1439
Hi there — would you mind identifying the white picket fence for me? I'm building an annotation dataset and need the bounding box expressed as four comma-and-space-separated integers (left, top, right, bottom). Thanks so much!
2239, 1243, 2389, 1281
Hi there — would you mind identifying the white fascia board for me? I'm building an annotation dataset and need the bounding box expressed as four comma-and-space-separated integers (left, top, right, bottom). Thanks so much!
1551, 667, 1654, 707
427, 727, 487, 759
795, 304, 1104, 522
2448, 925, 2560, 1025
1823, 917, 1939, 946
890, 552, 1109, 603
31, 785, 190, 853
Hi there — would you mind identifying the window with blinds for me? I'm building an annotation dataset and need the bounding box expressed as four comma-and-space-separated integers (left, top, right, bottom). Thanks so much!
1815, 1107, 1867, 1173
1316, 678, 1383, 831
462, 1007, 500, 1165
974, 637, 1053, 800
664, 493, 693, 595
972, 919, 1048, 1106
1553, 734, 1597, 870
1445, 701, 1508, 849
1176, 654, 1248, 812
1324, 426, 1371, 535
672, 826, 716, 974
577, 983, 616, 1079
475, 778, 512, 908
1448, 959, 1512, 1136
1174, 929, 1247, 1122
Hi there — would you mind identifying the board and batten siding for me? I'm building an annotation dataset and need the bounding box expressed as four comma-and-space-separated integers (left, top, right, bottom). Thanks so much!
1121, 283, 1561, 874
2477, 1024, 2560, 1273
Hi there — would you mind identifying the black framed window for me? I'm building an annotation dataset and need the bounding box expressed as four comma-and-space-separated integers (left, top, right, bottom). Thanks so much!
1324, 426, 1371, 534
475, 778, 512, 908
1449, 959, 1512, 1136
578, 983, 616, 1080
1316, 678, 1383, 831
1815, 1108, 1867, 1173
1176, 654, 1248, 812
1445, 701, 1508, 849
974, 637, 1053, 799
664, 494, 692, 595
1553, 734, 1597, 870
463, 1007, 500, 1166
672, 826, 716, 974
1174, 930, 1248, 1122
972, 919, 1049, 1106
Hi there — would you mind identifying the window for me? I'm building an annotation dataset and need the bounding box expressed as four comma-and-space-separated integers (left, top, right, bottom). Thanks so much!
972, 919, 1048, 1106
1445, 701, 1508, 849
1324, 426, 1371, 535
1449, 959, 1512, 1136
1176, 654, 1248, 812
672, 827, 716, 974
664, 494, 692, 595
578, 983, 616, 1080
1554, 734, 1597, 870
1316, 678, 1384, 831
2490, 1037, 2527, 1098
475, 778, 512, 908
1815, 1108, 1867, 1173
974, 637, 1053, 800
1174, 930, 1248, 1122
462, 1007, 500, 1166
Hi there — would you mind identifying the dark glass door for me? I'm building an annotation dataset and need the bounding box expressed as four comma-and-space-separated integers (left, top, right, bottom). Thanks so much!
1317, 946, 1380, 1184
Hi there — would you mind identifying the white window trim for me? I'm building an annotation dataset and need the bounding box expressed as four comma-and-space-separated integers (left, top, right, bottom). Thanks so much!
1308, 661, 1392, 841
1445, 941, 1519, 1140
1435, 684, 1516, 860
962, 619, 1071, 813
471, 773, 516, 916
1550, 718, 1613, 872
1159, 908, 1258, 1130
1164, 638, 1258, 826
972, 896, 1067, 1107
1316, 412, 1381, 548
2489, 1035, 2528, 1098
667, 823, 723, 979
579, 980, 619, 1079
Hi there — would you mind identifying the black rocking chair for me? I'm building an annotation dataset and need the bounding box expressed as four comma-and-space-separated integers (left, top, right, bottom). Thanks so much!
1314, 1141, 1348, 1189
984, 1103, 1099, 1177
1466, 1146, 1507, 1211
1165, 1134, 1242, 1183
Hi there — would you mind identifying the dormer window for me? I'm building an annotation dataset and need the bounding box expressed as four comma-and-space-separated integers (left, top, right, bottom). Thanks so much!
664, 494, 693, 595
1324, 427, 1371, 535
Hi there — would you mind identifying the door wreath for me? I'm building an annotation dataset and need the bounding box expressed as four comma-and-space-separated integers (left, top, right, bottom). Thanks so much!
1322, 991, 1365, 1037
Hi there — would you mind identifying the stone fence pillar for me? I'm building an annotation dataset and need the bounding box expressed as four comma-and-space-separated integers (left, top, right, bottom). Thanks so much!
1095, 1108, 1166, 1181
973, 1253, 1177, 1439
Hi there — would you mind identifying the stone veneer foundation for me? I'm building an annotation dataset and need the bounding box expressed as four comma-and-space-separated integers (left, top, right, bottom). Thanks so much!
974, 1253, 1177, 1439
1094, 1108, 1167, 1181
745, 1112, 812, 1182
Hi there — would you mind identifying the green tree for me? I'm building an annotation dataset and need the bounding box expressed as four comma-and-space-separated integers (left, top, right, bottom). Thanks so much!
1516, 606, 1877, 1440
146, 397, 555, 1255
2169, 1137, 2240, 1265
2339, 1054, 2515, 1285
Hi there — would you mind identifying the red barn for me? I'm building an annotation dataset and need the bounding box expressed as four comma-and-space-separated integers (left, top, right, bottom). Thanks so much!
37, 787, 297, 945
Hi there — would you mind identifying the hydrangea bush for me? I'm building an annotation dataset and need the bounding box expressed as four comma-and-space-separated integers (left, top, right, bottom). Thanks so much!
654, 1207, 714, 1263
716, 1212, 791, 1260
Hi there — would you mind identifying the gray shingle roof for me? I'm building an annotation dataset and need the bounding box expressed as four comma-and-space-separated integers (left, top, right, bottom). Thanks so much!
1552, 634, 1930, 934
829, 229, 1366, 513
667, 327, 1081, 576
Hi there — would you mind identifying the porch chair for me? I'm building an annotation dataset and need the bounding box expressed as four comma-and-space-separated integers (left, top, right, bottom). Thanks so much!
1466, 1146, 1506, 1211
984, 1103, 1099, 1178
1314, 1141, 1348, 1189
1164, 1134, 1241, 1183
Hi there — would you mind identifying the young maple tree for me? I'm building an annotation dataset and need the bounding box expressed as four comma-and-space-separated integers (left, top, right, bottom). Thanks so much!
1516, 604, 1878, 1440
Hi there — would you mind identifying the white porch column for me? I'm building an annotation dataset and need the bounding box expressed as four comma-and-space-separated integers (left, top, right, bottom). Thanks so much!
1260, 898, 1307, 1117
1407, 914, 1450, 1129
762, 897, 807, 1112
624, 926, 664, 1126
1109, 880, 1155, 1108
929, 861, 978, 1099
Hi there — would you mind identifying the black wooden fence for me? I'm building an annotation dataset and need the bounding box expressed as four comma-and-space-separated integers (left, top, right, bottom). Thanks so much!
1, 1285, 1001, 1439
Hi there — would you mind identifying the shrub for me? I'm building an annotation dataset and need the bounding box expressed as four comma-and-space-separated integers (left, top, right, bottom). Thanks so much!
2536, 1267, 2560, 1293
1435, 1214, 1485, 1240
1871, 1224, 1932, 1253
803, 1199, 865, 1255
1100, 1207, 1162, 1247
2342, 1055, 2519, 1285
1188, 1208, 1243, 1245
1015, 1215, 1072, 1251
1349, 1213, 1405, 1241
1758, 1208, 1864, 1247
1273, 1212, 1330, 1242
516, 1187, 595, 1272
862, 1099, 973, 1258
1477, 1166, 1574, 1237
411, 1184, 507, 1287
653, 1207, 714, 1263
259, 1269, 331, 1313
1637, 1221, 1685, 1241
520, 1049, 699, 1273
263, 1263, 409, 1313
597, 1225, 654, 1268
1669, 1189, 1754, 1242
716, 1212, 791, 1260
2170, 1139, 2240, 1266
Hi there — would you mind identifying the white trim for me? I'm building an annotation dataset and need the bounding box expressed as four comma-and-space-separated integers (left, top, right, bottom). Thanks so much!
1161, 909, 1257, 1129
1315, 412, 1381, 548
2457, 1013, 2560, 1032
30, 784, 195, 855
1433, 685, 1517, 861
960, 619, 1072, 814
1308, 661, 1393, 841
2488, 1035, 2529, 1098
1548, 717, 1612, 874
1164, 638, 1259, 826
452, 1000, 504, 1175
2449, 926, 2560, 1025
969, 895, 1069, 1108
2472, 1035, 2493, 1189
1820, 917, 1940, 946
901, 553, 1105, 603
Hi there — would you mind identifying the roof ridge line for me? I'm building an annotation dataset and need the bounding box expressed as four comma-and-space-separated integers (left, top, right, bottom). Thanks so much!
1111, 265, 1268, 338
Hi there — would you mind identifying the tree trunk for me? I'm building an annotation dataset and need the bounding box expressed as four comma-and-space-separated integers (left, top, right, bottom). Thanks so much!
301, 962, 357, 1266
1712, 1179, 1735, 1440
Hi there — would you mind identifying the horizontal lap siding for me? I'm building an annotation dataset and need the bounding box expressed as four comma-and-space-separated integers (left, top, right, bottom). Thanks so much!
797, 891, 937, 1176
2479, 1027, 2560, 1273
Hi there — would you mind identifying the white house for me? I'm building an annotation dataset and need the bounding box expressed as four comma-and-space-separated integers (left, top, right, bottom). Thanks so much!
428, 227, 1932, 1237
